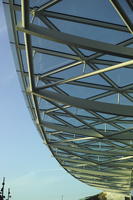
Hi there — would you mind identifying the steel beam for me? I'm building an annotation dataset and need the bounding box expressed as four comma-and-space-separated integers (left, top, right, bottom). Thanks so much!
16, 23, 133, 58
109, 0, 133, 33
32, 89, 133, 117
38, 60, 133, 89
40, 76, 114, 91
18, 43, 81, 60
42, 121, 103, 138
36, 0, 62, 12
36, 10, 129, 32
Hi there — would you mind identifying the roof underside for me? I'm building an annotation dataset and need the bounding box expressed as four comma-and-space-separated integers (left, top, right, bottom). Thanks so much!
3, 0, 133, 195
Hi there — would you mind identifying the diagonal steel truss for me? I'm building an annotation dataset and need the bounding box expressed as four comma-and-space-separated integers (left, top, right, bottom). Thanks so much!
3, 0, 133, 195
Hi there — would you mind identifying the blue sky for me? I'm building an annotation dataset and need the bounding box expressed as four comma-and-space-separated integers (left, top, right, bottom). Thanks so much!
0, 2, 100, 200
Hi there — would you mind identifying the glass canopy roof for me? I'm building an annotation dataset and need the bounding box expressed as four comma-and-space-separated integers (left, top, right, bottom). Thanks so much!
3, 0, 133, 195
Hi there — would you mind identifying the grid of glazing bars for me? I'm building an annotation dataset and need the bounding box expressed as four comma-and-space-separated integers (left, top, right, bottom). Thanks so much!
3, 0, 133, 195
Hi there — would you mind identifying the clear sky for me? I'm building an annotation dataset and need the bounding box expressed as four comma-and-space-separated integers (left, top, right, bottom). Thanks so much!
0, 2, 100, 200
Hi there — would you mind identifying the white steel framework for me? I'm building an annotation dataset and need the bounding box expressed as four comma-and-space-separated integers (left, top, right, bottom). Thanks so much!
3, 0, 133, 196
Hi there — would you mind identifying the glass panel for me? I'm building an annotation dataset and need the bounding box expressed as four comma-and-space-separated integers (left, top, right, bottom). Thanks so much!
105, 67, 133, 87
33, 53, 73, 74
31, 35, 76, 54
59, 84, 106, 99
3, 3, 15, 42
49, 17, 131, 43
14, 0, 50, 7
47, 0, 124, 25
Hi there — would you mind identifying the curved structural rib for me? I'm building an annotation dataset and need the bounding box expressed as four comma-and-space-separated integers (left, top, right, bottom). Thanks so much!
3, 0, 133, 196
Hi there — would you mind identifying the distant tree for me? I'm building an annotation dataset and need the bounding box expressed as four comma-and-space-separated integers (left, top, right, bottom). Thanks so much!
0, 178, 11, 200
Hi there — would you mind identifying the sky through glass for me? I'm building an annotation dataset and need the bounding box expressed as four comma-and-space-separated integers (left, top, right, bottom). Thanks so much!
0, 1, 100, 200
